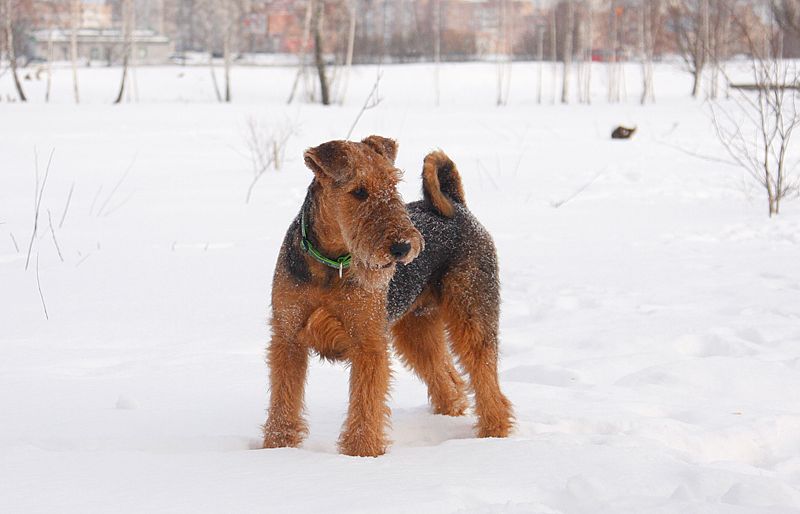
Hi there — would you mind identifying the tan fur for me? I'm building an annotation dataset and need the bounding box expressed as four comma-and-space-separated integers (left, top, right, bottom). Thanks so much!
392, 289, 468, 416
422, 150, 465, 218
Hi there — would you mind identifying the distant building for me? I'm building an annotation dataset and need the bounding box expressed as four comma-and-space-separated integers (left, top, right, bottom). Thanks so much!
81, 2, 113, 29
27, 29, 173, 65
29, 0, 113, 30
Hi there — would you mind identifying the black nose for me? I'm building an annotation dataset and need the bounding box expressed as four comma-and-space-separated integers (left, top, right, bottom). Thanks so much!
389, 241, 411, 260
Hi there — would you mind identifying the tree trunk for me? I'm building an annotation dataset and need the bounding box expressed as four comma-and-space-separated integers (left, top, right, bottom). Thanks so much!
502, 0, 513, 105
691, 67, 702, 97
608, 1, 619, 103
433, 0, 441, 106
550, 6, 557, 104
639, 1, 653, 105
575, 3, 585, 103
209, 51, 222, 101
585, 1, 593, 104
223, 0, 232, 103
114, 50, 129, 104
4, 0, 27, 102
537, 27, 543, 104
496, 0, 504, 106
287, 0, 313, 104
312, 0, 330, 106
339, 0, 357, 105
114, 0, 133, 104
561, 0, 574, 104
70, 0, 80, 103
45, 29, 53, 102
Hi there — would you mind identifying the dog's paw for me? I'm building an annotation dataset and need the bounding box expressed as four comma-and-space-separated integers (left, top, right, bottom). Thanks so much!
476, 395, 514, 438
476, 421, 513, 438
432, 394, 469, 416
262, 420, 307, 449
338, 432, 387, 457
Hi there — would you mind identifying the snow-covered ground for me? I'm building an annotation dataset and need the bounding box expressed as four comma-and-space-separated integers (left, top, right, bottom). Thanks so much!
2, 62, 800, 513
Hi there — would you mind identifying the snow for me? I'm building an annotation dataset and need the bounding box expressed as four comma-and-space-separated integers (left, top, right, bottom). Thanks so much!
2, 62, 800, 513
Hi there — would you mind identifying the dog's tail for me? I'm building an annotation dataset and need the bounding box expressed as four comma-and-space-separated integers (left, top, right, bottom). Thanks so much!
422, 150, 466, 218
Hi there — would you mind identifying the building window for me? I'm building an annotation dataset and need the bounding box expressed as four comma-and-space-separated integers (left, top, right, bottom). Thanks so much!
138, 47, 147, 59
90, 47, 100, 60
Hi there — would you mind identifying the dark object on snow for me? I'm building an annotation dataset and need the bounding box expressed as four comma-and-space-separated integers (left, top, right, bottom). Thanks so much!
611, 126, 636, 139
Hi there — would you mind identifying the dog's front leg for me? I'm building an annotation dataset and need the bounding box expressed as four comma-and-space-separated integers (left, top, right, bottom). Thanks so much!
263, 332, 309, 449
338, 336, 391, 457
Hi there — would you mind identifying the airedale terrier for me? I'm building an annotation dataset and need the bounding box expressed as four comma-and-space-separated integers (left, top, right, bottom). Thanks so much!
262, 135, 514, 457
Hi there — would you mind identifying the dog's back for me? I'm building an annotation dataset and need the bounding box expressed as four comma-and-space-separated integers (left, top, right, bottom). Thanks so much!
388, 150, 512, 438
388, 152, 495, 320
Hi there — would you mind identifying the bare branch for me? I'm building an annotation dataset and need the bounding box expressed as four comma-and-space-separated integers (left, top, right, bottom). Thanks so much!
35, 252, 49, 320
89, 185, 104, 216
97, 154, 137, 217
58, 181, 75, 228
25, 148, 55, 271
243, 116, 296, 203
47, 209, 64, 263
9, 232, 19, 253
346, 71, 383, 140
550, 170, 606, 208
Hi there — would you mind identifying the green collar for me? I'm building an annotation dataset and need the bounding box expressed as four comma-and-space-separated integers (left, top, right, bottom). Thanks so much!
300, 208, 352, 277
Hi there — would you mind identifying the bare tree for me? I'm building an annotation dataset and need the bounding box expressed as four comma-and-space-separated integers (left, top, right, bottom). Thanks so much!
576, 1, 593, 104
707, 0, 732, 99
607, 0, 622, 103
201, 0, 222, 102
560, 0, 574, 104
3, 0, 27, 102
311, 0, 330, 105
772, 0, 800, 36
550, 5, 557, 104
221, 0, 241, 103
669, 0, 706, 97
338, 0, 357, 104
287, 0, 313, 104
114, 0, 134, 104
639, 0, 663, 104
45, 26, 53, 101
536, 22, 545, 104
70, 0, 80, 103
495, 0, 513, 106
36, 0, 66, 102
433, 0, 441, 106
710, 19, 800, 217
669, 0, 730, 98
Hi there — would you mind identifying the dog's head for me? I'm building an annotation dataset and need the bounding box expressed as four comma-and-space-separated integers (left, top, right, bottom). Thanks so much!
304, 136, 423, 285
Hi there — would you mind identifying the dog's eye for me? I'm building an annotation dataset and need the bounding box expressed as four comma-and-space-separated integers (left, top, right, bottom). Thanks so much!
350, 187, 369, 200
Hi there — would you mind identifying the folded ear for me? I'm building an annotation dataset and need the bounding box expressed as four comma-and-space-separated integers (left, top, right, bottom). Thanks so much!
361, 135, 398, 164
304, 140, 353, 183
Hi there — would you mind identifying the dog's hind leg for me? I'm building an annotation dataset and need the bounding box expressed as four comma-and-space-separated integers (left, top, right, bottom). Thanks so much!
441, 259, 514, 438
392, 294, 468, 416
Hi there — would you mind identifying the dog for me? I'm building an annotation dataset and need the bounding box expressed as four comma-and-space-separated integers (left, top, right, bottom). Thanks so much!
262, 135, 514, 456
